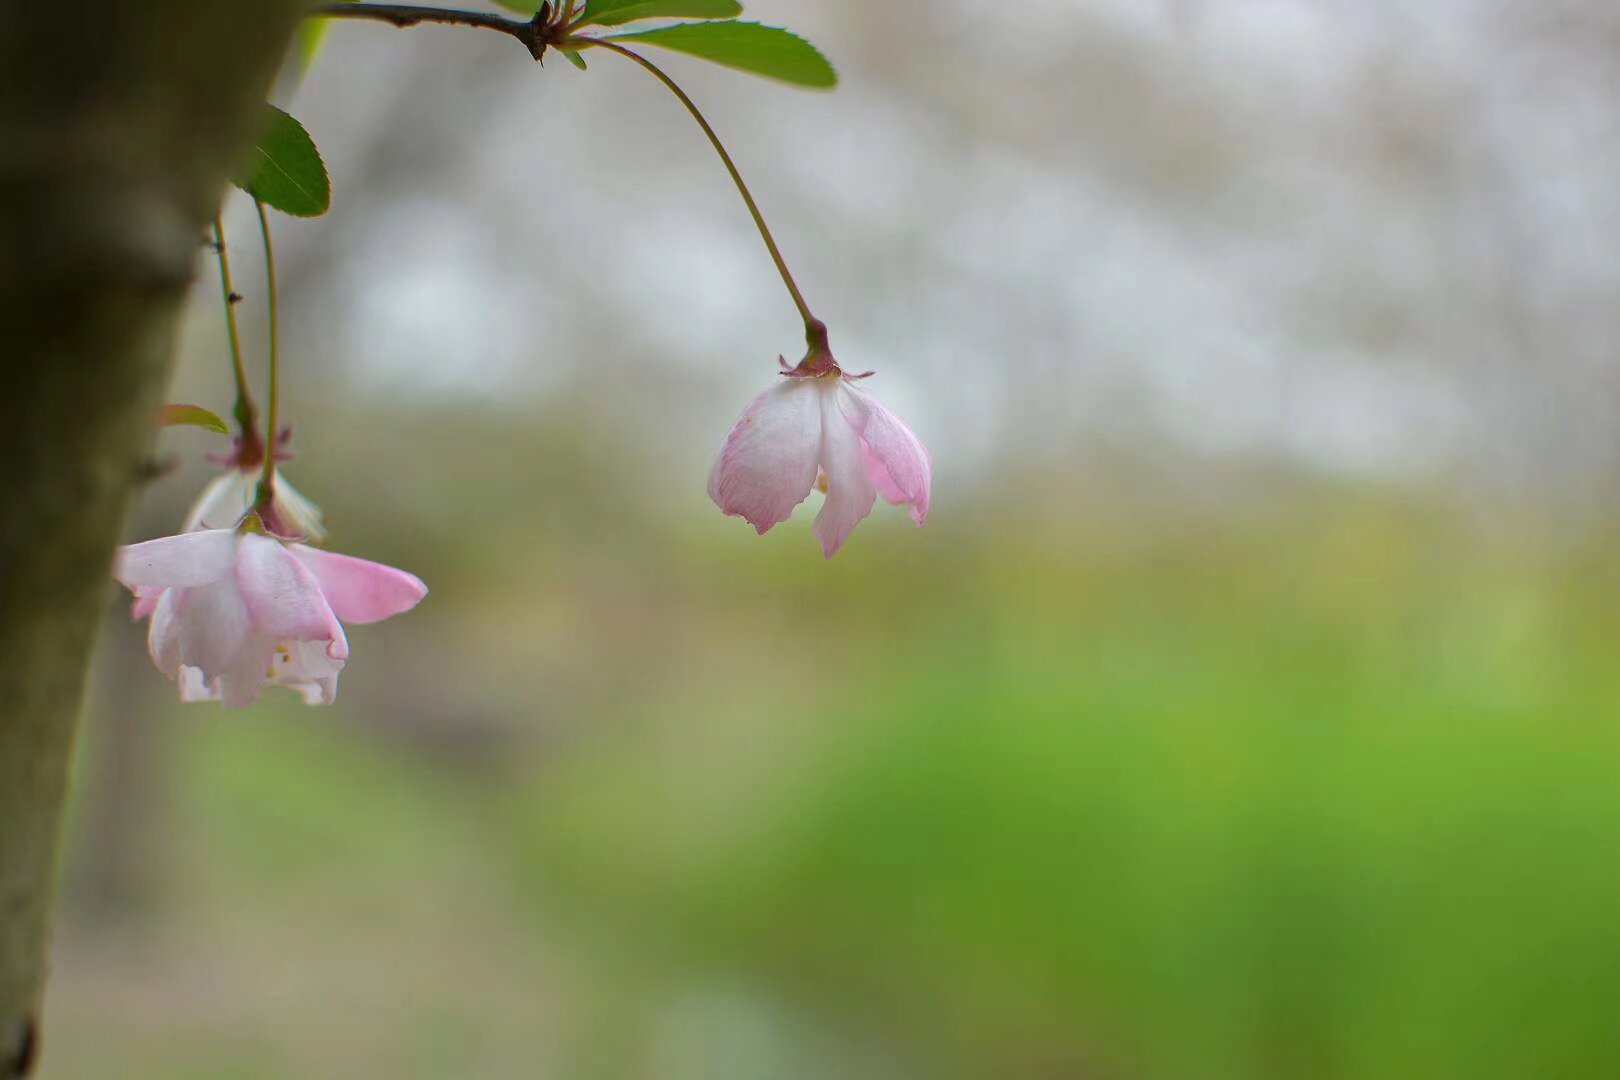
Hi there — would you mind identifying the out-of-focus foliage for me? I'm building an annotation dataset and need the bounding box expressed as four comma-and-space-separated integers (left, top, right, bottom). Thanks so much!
517, 505, 1620, 1079
46, 468, 1620, 1078
40, 0, 1620, 1076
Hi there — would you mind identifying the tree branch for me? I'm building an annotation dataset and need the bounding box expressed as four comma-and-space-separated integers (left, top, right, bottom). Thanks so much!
314, 2, 548, 59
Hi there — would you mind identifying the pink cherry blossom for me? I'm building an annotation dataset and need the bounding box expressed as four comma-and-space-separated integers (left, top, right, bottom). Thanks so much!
708, 371, 931, 558
123, 467, 326, 624
114, 529, 426, 707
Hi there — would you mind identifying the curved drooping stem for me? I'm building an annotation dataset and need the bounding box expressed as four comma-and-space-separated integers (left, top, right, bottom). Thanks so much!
212, 216, 260, 444
252, 201, 281, 516
578, 38, 823, 341
309, 4, 827, 345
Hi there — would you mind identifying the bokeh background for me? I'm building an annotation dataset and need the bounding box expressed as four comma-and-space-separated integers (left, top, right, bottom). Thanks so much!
40, 1, 1620, 1076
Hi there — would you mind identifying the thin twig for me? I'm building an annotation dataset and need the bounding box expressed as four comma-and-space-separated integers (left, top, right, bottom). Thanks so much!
253, 201, 281, 514
311, 3, 824, 340
313, 2, 545, 59
212, 215, 260, 445
578, 38, 822, 338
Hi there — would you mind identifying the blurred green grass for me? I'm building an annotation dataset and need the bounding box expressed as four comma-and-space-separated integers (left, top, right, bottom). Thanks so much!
46, 486, 1620, 1078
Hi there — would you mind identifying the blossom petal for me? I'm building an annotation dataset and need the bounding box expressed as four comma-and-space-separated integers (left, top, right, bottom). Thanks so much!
115, 530, 237, 590
235, 534, 346, 655
839, 383, 932, 527
178, 665, 222, 703
813, 382, 877, 558
214, 634, 279, 709
272, 474, 327, 542
147, 588, 184, 678
175, 576, 252, 681
292, 546, 428, 625
131, 586, 164, 621
276, 639, 346, 705
183, 473, 255, 533
291, 679, 329, 706
708, 380, 822, 534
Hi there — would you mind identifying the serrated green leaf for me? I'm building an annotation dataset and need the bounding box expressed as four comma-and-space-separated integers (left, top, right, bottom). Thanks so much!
561, 48, 589, 70
580, 0, 742, 28
603, 21, 836, 88
234, 105, 331, 217
160, 404, 229, 435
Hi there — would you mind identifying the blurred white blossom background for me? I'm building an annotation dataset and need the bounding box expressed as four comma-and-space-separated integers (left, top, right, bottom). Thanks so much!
186, 0, 1620, 504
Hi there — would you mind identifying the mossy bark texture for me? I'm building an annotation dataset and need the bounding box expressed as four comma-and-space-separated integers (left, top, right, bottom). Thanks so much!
0, 4, 311, 1073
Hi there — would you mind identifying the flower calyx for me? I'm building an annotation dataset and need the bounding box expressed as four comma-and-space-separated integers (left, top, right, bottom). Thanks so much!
207, 424, 297, 471
236, 509, 272, 538
781, 319, 873, 381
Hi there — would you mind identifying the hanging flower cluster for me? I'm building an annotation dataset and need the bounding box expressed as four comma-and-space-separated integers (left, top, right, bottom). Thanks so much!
123, 209, 425, 708
121, 0, 929, 706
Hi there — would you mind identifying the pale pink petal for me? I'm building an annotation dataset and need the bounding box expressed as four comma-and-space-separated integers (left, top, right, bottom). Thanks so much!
813, 382, 877, 558
214, 635, 279, 709
292, 546, 427, 625
175, 577, 252, 681
178, 666, 221, 703
274, 639, 346, 705
182, 473, 255, 533
290, 680, 329, 706
147, 588, 184, 678
131, 586, 164, 621
115, 530, 237, 590
271, 474, 327, 542
234, 534, 346, 657
839, 383, 932, 527
708, 380, 822, 534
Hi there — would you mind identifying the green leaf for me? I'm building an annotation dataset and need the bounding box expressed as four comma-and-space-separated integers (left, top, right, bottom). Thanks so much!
604, 21, 836, 88
580, 0, 742, 28
492, 1, 541, 12
160, 404, 229, 435
233, 106, 331, 217
561, 47, 589, 70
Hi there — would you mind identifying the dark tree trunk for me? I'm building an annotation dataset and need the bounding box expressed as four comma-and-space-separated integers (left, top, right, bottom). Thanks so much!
0, 4, 312, 1072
